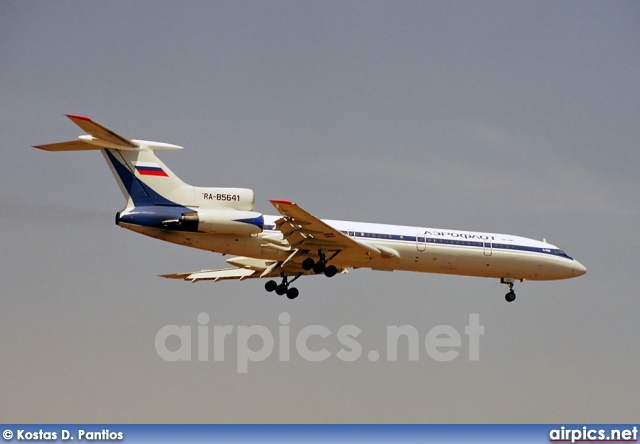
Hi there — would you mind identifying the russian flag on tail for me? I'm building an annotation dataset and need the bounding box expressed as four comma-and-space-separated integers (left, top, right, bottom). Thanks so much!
135, 162, 169, 177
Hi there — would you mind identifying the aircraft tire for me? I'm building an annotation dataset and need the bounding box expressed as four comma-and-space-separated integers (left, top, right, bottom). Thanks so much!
324, 265, 337, 278
265, 280, 277, 292
505, 291, 516, 302
312, 262, 326, 274
302, 258, 315, 271
286, 287, 299, 299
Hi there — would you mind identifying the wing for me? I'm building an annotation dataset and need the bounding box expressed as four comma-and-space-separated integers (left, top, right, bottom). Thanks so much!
161, 268, 257, 282
270, 200, 384, 259
162, 200, 390, 284
160, 256, 348, 283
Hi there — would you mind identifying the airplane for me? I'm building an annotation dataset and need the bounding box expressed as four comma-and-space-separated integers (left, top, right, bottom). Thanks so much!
35, 114, 586, 302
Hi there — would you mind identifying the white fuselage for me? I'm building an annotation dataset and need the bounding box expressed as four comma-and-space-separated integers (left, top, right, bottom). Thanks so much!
123, 214, 587, 282
37, 115, 586, 297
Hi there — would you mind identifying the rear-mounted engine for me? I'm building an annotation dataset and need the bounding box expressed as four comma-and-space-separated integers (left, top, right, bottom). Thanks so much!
116, 207, 263, 234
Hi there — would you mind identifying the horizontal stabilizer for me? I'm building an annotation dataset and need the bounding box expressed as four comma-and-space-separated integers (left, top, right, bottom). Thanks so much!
66, 114, 136, 148
33, 140, 100, 151
34, 115, 184, 152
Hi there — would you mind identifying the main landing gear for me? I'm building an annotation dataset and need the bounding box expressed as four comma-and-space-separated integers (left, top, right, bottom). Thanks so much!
501, 277, 518, 302
301, 256, 338, 278
265, 251, 341, 300
265, 274, 301, 300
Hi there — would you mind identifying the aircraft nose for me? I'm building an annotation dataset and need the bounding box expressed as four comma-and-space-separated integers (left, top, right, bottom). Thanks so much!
572, 260, 587, 276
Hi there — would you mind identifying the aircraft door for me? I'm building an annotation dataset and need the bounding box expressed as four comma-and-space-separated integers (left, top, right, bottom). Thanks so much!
416, 234, 426, 251
483, 242, 492, 256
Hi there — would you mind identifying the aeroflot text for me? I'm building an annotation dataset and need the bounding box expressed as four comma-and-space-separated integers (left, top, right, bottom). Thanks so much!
155, 312, 484, 373
424, 230, 496, 240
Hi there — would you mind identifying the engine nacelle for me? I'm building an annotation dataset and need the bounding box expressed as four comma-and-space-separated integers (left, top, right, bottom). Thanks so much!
116, 206, 263, 235
181, 209, 263, 234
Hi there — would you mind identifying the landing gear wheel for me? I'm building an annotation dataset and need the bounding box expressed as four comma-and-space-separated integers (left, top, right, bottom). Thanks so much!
265, 280, 277, 292
275, 284, 287, 296
500, 278, 519, 303
301, 258, 315, 271
324, 265, 337, 278
286, 287, 299, 299
312, 261, 326, 274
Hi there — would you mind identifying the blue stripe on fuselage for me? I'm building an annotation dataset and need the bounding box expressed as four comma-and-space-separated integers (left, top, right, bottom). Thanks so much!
261, 225, 574, 261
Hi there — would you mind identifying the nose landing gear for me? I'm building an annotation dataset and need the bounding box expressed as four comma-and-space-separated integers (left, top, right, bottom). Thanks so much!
505, 289, 516, 303
501, 277, 519, 302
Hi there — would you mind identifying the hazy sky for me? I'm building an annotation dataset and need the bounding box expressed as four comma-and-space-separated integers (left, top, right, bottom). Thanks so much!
1, 1, 639, 423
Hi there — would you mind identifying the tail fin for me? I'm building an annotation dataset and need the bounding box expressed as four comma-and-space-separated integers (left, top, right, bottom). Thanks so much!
36, 115, 263, 235
34, 114, 195, 208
